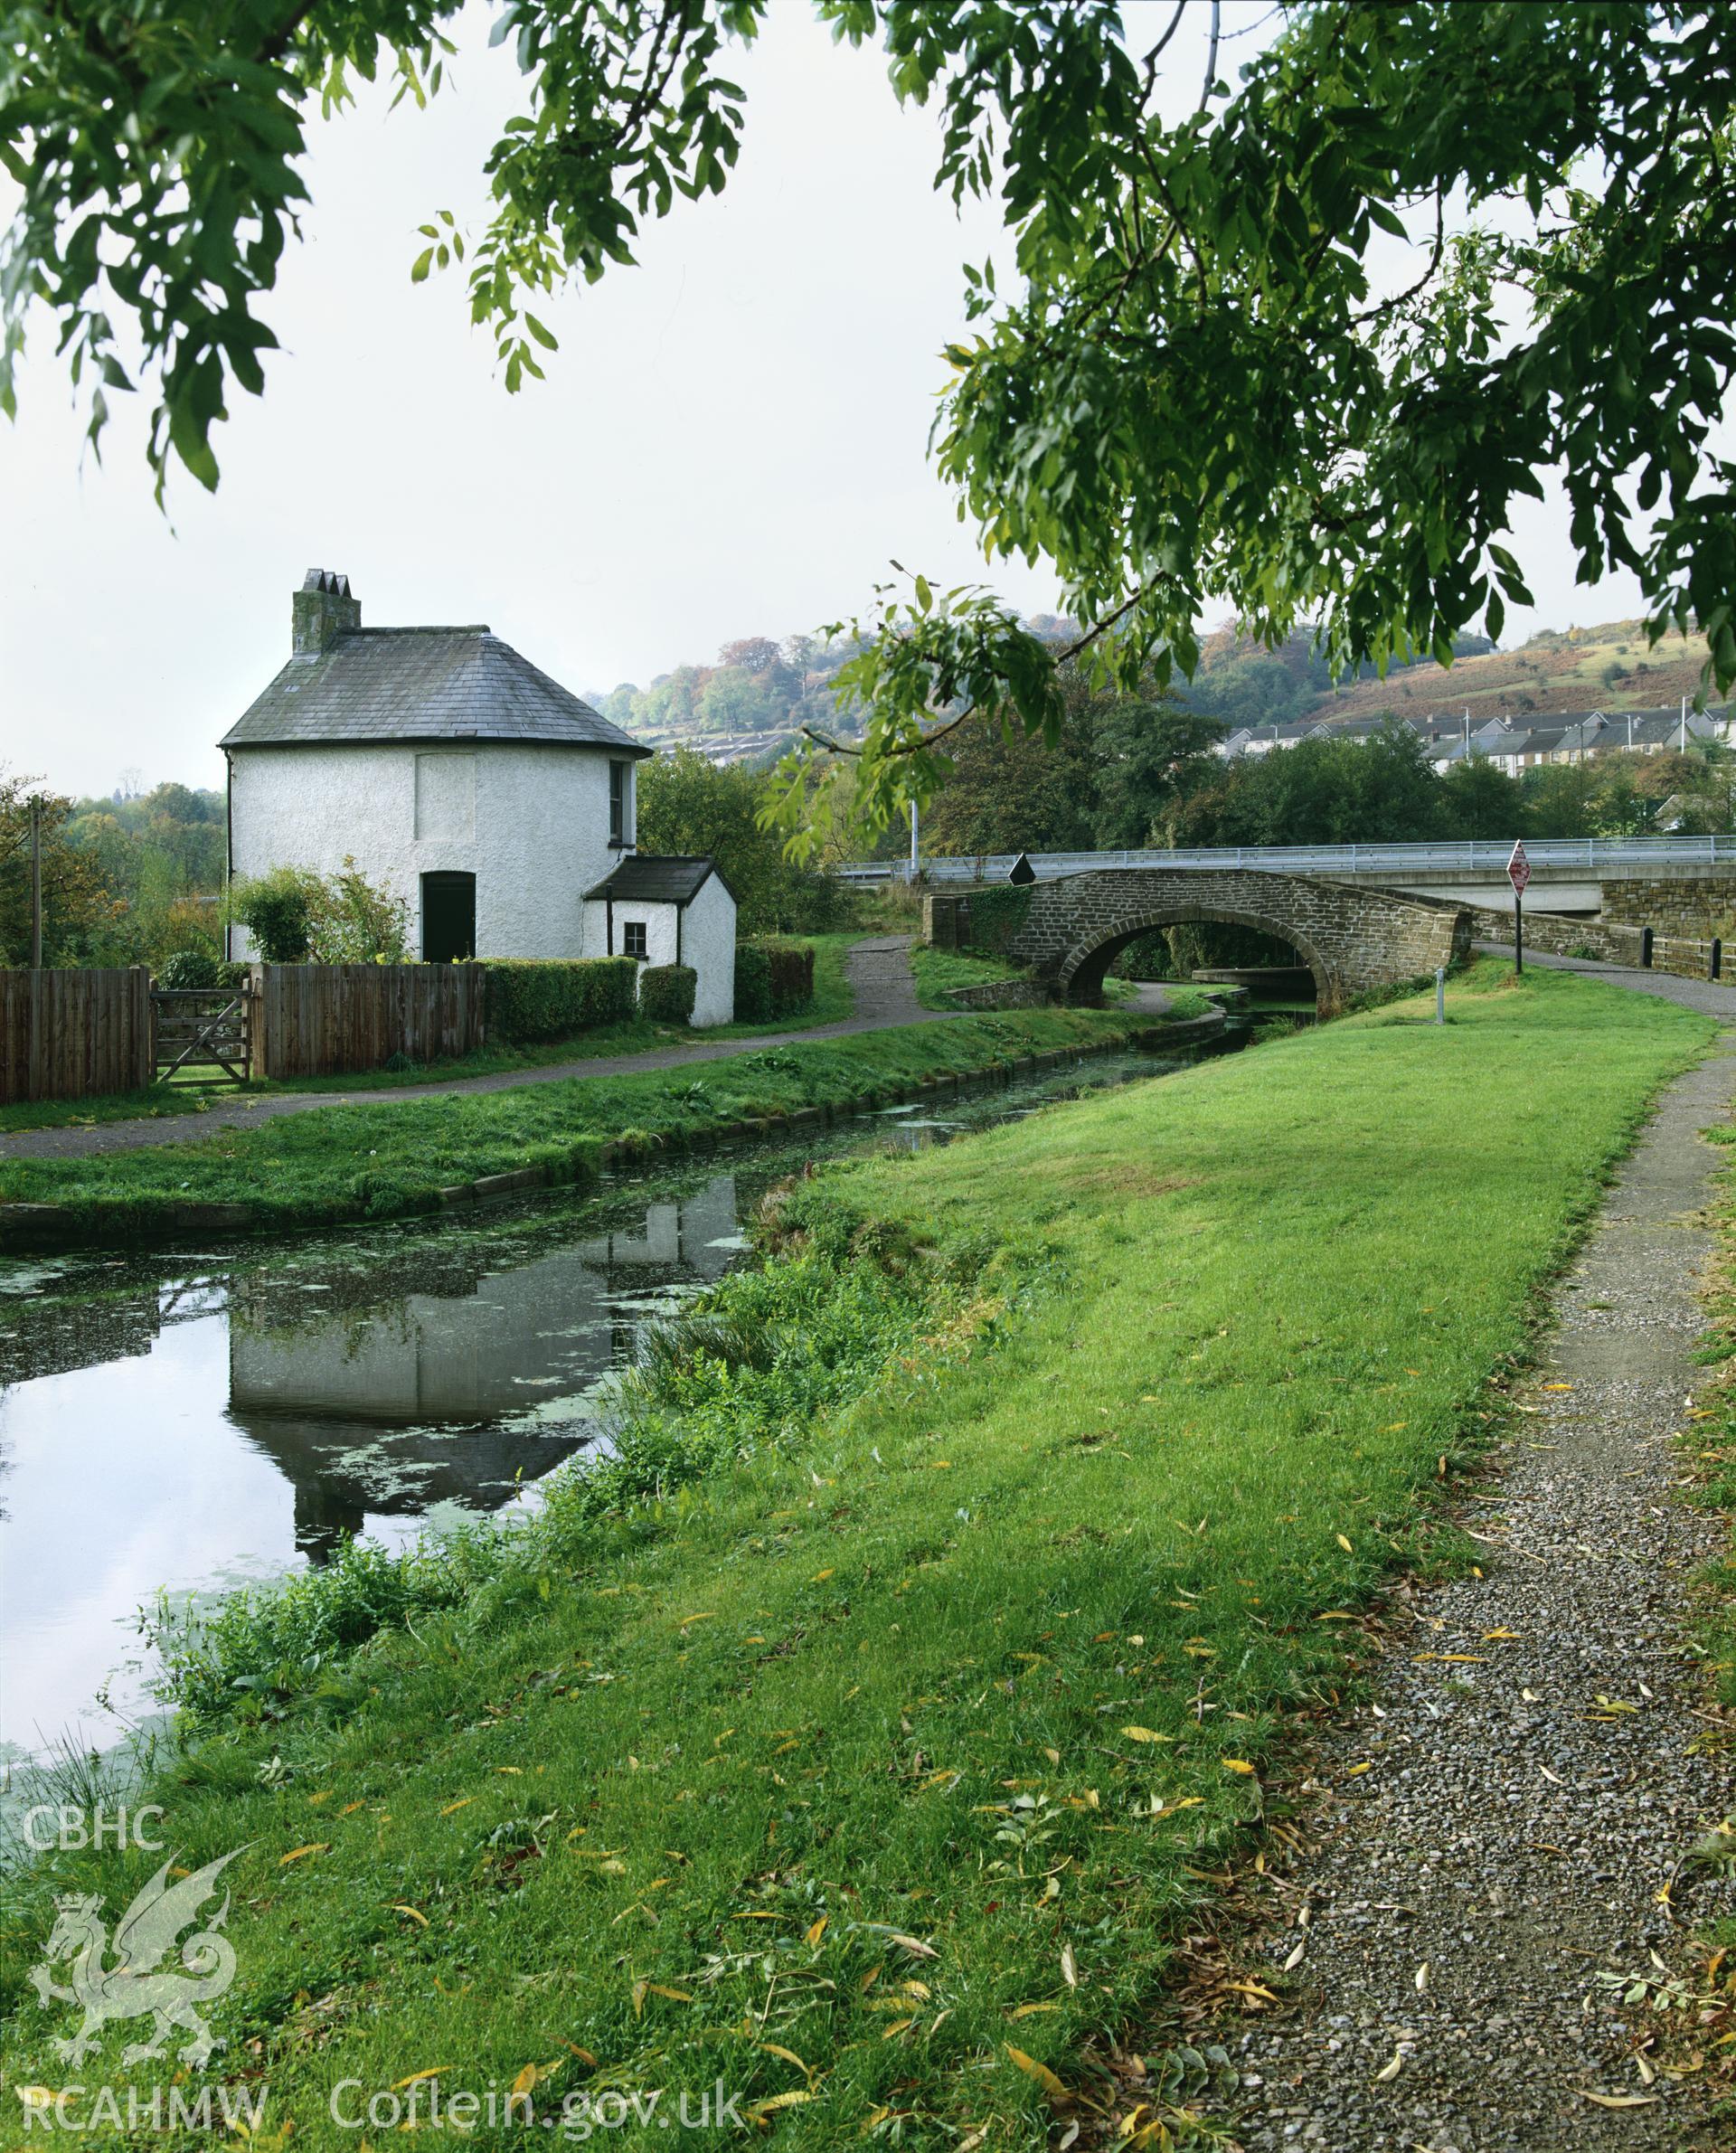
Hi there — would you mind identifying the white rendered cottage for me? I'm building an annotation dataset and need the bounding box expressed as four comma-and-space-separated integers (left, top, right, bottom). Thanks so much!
581, 855, 737, 1026
221, 571, 736, 1025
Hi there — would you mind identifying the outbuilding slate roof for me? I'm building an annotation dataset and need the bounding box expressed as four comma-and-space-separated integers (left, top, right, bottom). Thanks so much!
221, 627, 650, 754
583, 855, 726, 905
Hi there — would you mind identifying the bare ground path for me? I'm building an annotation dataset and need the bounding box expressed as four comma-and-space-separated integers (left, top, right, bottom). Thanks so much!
1194, 971, 1736, 2150
0, 935, 947, 1165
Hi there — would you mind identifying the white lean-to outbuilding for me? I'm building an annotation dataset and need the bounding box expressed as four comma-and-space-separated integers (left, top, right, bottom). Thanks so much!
221, 571, 736, 1025
580, 855, 738, 1028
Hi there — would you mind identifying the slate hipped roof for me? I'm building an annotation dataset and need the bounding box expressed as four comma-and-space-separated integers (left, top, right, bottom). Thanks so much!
584, 855, 729, 906
222, 576, 649, 754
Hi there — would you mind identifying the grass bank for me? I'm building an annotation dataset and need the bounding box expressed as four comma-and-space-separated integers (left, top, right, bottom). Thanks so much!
0, 963, 1712, 2149
0, 937, 863, 1138
0, 1005, 1141, 1244
910, 942, 1032, 1008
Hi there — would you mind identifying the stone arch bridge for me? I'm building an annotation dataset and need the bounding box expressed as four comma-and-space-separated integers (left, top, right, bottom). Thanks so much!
993, 867, 1472, 1014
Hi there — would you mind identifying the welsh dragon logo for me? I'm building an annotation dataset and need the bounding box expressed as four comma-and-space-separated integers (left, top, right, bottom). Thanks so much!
28, 1848, 243, 2071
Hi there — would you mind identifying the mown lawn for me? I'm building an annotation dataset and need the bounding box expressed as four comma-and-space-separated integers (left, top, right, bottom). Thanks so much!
0, 937, 863, 1138
0, 963, 1712, 2149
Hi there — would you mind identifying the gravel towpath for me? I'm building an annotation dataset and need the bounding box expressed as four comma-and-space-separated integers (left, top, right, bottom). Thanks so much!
1201, 990, 1736, 2150
0, 935, 946, 1164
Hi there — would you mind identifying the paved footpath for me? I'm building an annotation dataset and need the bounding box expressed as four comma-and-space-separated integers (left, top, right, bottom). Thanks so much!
0, 936, 944, 1165
1196, 952, 1736, 2149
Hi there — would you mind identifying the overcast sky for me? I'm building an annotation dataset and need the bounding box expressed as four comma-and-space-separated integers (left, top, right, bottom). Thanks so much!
1, 1, 1651, 799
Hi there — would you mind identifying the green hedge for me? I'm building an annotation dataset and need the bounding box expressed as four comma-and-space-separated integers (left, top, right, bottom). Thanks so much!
639, 964, 696, 1025
734, 937, 816, 1023
485, 958, 638, 1043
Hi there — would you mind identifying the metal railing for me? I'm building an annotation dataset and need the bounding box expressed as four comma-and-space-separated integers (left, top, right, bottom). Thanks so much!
835, 834, 1736, 884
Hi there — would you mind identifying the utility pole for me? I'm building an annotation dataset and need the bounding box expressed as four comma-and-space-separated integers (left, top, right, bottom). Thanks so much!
29, 793, 42, 969
909, 797, 919, 882
1682, 694, 1689, 751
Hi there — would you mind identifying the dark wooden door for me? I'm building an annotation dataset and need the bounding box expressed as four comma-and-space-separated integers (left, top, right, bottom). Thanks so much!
421, 872, 476, 963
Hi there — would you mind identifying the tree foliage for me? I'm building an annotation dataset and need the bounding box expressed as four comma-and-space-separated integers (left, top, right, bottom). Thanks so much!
0, 769, 126, 965
8, 3, 1736, 826
634, 744, 841, 930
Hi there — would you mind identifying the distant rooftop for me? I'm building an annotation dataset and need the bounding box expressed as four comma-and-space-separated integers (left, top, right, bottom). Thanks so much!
221, 571, 649, 754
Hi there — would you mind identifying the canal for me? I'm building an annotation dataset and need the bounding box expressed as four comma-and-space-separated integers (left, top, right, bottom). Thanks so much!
0, 1049, 1186, 1779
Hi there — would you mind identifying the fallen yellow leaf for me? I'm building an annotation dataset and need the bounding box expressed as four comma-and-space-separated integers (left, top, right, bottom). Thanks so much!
278, 1842, 328, 1865
1222, 1758, 1257, 1775
1005, 2044, 1069, 2102
1120, 1726, 1170, 1744
391, 1903, 429, 1928
749, 2091, 813, 2119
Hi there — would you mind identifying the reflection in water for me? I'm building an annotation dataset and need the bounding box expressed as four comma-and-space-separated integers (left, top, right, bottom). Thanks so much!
0, 1051, 1175, 1763
0, 1174, 747, 1758
228, 1178, 741, 1559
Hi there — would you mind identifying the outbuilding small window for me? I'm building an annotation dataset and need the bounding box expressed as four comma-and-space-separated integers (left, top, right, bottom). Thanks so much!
622, 920, 648, 960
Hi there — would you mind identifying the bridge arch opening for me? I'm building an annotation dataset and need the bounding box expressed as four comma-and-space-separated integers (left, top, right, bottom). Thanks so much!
1058, 906, 1335, 1013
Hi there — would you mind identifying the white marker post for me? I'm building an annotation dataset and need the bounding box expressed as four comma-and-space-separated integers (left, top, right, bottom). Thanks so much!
1507, 839, 1531, 977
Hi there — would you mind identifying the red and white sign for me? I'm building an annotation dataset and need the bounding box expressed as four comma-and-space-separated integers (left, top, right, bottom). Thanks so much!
1506, 840, 1531, 895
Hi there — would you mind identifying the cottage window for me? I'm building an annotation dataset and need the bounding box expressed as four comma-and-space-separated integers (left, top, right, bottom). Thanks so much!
609, 760, 629, 846
622, 920, 648, 960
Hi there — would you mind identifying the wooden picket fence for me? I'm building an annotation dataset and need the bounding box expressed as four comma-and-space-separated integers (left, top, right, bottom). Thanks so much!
0, 968, 154, 1104
253, 963, 485, 1079
2, 963, 487, 1102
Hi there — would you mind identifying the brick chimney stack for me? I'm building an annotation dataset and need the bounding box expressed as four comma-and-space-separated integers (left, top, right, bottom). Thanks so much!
292, 569, 361, 656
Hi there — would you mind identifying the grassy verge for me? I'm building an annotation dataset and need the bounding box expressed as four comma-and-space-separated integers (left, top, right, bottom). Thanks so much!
0, 1006, 1138, 1239
910, 941, 1033, 1008
0, 939, 863, 1137
0, 963, 1710, 2149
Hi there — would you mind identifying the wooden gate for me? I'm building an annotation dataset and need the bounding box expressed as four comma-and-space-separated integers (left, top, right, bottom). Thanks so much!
151, 987, 252, 1084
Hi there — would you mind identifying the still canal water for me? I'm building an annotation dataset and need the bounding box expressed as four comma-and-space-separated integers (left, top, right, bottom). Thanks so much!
0, 1052, 1181, 1771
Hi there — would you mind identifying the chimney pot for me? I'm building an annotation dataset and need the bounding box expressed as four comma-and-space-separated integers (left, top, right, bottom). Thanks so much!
292, 569, 361, 656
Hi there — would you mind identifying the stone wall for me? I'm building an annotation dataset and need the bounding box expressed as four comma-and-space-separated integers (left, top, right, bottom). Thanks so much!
1595, 876, 1736, 937
1000, 868, 1470, 1013
1463, 905, 1726, 985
